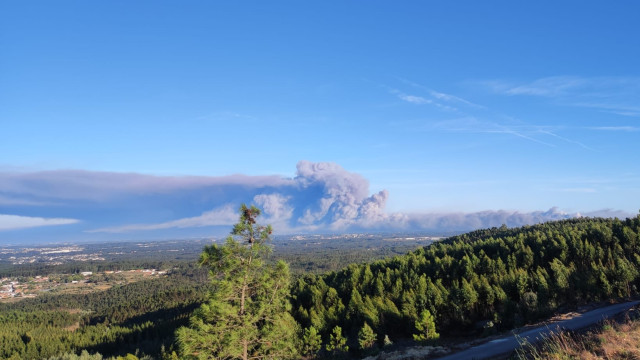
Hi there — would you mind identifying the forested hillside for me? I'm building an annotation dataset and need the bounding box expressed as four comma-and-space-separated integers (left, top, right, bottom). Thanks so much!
0, 267, 208, 359
291, 216, 640, 354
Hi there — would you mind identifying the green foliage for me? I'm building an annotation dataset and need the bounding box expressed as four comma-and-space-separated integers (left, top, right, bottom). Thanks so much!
115, 355, 139, 360
48, 350, 104, 360
358, 322, 377, 350
413, 309, 439, 342
177, 204, 298, 360
291, 215, 640, 343
0, 269, 206, 359
302, 326, 322, 357
326, 325, 349, 354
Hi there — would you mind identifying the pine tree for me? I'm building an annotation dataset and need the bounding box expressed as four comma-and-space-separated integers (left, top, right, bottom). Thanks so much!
413, 309, 439, 342
177, 204, 298, 360
325, 326, 348, 354
358, 322, 377, 350
301, 326, 322, 358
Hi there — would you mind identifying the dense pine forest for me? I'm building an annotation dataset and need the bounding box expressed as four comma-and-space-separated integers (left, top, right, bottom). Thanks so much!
0, 267, 208, 359
291, 216, 640, 357
1, 214, 639, 359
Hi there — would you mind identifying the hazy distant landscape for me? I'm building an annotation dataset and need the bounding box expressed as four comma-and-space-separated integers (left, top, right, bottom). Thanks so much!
0, 234, 436, 277
0, 234, 435, 305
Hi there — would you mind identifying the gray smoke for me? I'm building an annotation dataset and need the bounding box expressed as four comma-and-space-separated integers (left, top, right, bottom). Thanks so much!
293, 161, 405, 230
406, 207, 573, 232
0, 170, 288, 201
1, 161, 629, 239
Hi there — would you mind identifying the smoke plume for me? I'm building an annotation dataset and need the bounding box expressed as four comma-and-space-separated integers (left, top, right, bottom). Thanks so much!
1, 161, 625, 242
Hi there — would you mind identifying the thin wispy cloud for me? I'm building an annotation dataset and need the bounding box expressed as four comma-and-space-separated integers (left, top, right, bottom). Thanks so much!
395, 77, 485, 109
537, 130, 595, 151
397, 93, 433, 105
0, 214, 79, 231
486, 76, 640, 117
429, 89, 476, 106
414, 76, 639, 150
391, 89, 458, 112
0, 195, 52, 207
433, 118, 557, 147
608, 110, 640, 117
89, 205, 238, 233
383, 79, 482, 113
571, 103, 640, 117
495, 76, 586, 96
487, 129, 556, 147
388, 80, 592, 150
588, 126, 639, 132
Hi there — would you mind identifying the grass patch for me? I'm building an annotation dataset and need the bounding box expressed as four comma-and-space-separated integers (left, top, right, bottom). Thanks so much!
515, 313, 640, 359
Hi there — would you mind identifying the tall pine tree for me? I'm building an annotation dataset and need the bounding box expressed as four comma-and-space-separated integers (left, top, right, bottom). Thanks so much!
177, 205, 298, 360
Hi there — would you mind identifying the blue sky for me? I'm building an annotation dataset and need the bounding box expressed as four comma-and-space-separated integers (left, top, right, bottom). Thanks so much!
1, 1, 638, 242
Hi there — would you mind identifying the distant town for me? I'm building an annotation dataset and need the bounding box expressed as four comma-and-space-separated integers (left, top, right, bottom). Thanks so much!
0, 245, 105, 265
0, 268, 168, 301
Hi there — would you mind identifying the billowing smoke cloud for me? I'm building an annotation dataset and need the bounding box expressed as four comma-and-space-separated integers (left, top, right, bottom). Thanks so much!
293, 161, 405, 230
253, 194, 293, 225
0, 161, 629, 242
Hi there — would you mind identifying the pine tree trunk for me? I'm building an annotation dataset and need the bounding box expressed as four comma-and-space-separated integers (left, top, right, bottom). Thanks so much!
241, 282, 246, 314
241, 254, 251, 315
243, 339, 248, 360
241, 254, 251, 359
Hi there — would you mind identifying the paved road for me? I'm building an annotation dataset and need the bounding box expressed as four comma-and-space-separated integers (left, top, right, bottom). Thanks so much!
438, 300, 640, 360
